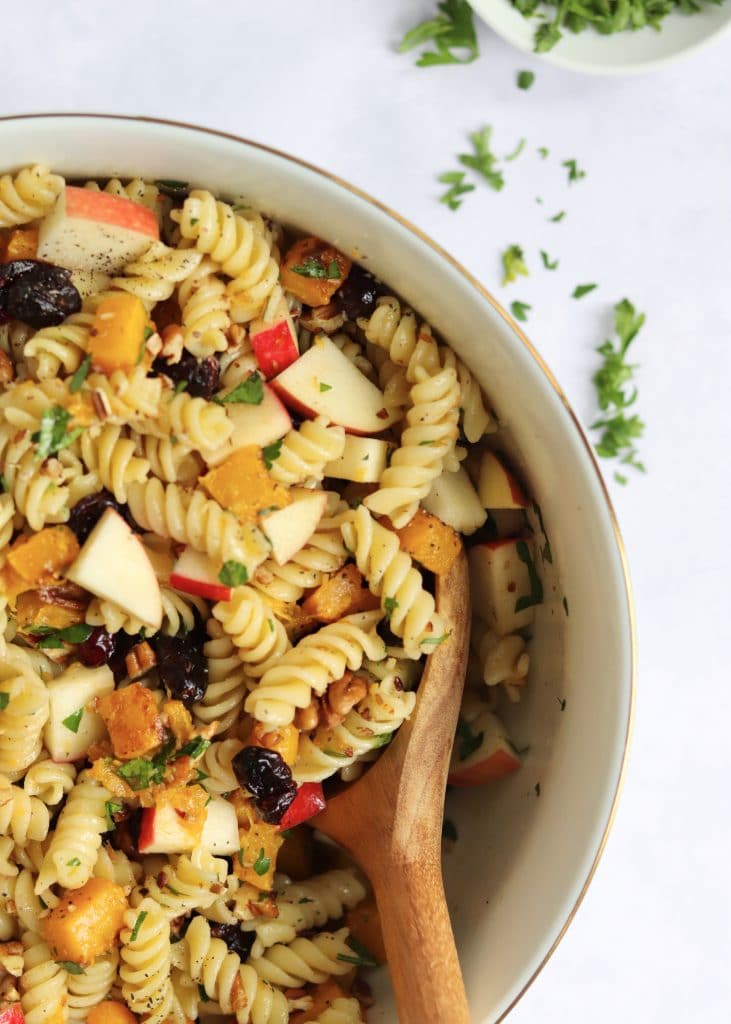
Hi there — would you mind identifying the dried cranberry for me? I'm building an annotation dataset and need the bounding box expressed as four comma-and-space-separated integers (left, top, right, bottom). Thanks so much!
109, 808, 142, 857
208, 923, 255, 961
155, 631, 207, 706
110, 631, 146, 683
68, 490, 133, 544
0, 260, 81, 328
152, 351, 220, 399
77, 626, 117, 668
232, 746, 297, 825
335, 264, 383, 320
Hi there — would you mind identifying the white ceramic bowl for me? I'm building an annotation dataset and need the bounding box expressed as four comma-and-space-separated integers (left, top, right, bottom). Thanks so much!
0, 114, 635, 1023
471, 0, 731, 74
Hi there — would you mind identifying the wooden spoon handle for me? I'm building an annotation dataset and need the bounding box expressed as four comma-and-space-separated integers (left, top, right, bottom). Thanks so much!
371, 851, 470, 1024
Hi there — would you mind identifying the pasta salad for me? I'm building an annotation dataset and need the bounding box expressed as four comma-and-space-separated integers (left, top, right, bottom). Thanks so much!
0, 164, 544, 1024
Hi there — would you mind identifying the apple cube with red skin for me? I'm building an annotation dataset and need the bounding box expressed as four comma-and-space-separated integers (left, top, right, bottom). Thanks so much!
0, 1005, 25, 1024
478, 452, 528, 510
423, 466, 486, 536
468, 538, 537, 636
260, 489, 327, 566
271, 335, 397, 435
448, 710, 521, 786
44, 663, 114, 763
250, 298, 299, 378
205, 383, 292, 467
279, 782, 326, 830
171, 547, 232, 603
38, 186, 158, 273
139, 795, 239, 855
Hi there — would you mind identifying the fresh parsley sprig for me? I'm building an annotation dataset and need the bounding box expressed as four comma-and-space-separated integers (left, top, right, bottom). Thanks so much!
591, 299, 647, 484
398, 0, 479, 66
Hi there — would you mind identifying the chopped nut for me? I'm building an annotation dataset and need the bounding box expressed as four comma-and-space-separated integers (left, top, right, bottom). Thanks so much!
145, 331, 163, 358
160, 324, 184, 364
230, 972, 248, 1013
320, 672, 368, 726
294, 701, 320, 732
248, 895, 278, 918
91, 387, 112, 420
0, 350, 15, 386
0, 942, 24, 977
125, 640, 157, 680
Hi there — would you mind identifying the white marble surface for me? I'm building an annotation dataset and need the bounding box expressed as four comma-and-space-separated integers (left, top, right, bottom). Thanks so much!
5, 2, 731, 1020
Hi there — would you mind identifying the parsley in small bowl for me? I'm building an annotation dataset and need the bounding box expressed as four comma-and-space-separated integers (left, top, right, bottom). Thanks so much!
469, 0, 731, 73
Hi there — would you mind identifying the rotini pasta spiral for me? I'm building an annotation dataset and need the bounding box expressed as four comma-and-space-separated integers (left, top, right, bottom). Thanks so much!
294, 669, 416, 782
0, 775, 50, 844
84, 366, 163, 425
79, 424, 150, 502
20, 932, 69, 1024
341, 504, 447, 656
245, 610, 386, 726
131, 431, 202, 484
0, 493, 14, 554
252, 528, 349, 604
250, 927, 354, 988
68, 949, 119, 1022
471, 620, 530, 692
22, 758, 76, 806
23, 312, 95, 381
126, 479, 269, 573
132, 848, 228, 919
213, 587, 291, 677
120, 898, 179, 1024
178, 257, 231, 357
0, 427, 70, 531
198, 739, 243, 794
84, 176, 162, 217
35, 773, 111, 894
0, 652, 49, 780
144, 390, 233, 454
172, 190, 278, 324
94, 844, 142, 890
0, 164, 63, 227
183, 915, 289, 1023
193, 620, 251, 735
106, 241, 202, 308
268, 417, 346, 487
0, 379, 68, 431
85, 597, 148, 636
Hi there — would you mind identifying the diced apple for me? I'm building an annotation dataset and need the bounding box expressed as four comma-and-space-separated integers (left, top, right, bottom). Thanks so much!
324, 435, 389, 484
44, 663, 114, 762
423, 466, 487, 535
65, 508, 162, 630
478, 451, 529, 510
199, 796, 240, 855
260, 490, 327, 566
138, 803, 197, 855
468, 538, 537, 635
271, 335, 397, 435
250, 303, 299, 378
448, 710, 521, 786
205, 384, 292, 467
69, 269, 112, 300
38, 186, 159, 273
170, 547, 232, 602
0, 1005, 25, 1024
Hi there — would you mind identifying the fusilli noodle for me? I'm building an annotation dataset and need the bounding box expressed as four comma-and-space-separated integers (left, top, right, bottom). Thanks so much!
268, 417, 346, 487
0, 164, 63, 227
213, 586, 291, 677
120, 898, 180, 1024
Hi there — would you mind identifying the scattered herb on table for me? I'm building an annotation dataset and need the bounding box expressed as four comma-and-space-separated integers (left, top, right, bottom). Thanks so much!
573, 283, 597, 299
505, 137, 526, 162
398, 0, 479, 66
537, 146, 550, 159
510, 300, 531, 322
540, 250, 559, 270
459, 126, 504, 190
549, 210, 566, 223
438, 171, 475, 210
562, 158, 586, 183
591, 298, 646, 483
502, 245, 529, 286
517, 70, 535, 90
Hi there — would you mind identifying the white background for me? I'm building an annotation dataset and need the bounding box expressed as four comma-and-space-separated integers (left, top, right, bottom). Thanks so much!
4, 2, 731, 1020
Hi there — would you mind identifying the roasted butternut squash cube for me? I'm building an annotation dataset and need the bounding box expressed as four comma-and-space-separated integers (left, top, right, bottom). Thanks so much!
7, 526, 80, 584
96, 682, 164, 760
234, 802, 283, 891
41, 877, 128, 965
87, 1001, 137, 1024
15, 589, 87, 632
301, 564, 380, 623
200, 446, 290, 523
280, 237, 351, 308
247, 722, 299, 768
345, 896, 386, 965
88, 293, 148, 373
393, 508, 462, 575
2, 227, 39, 261
289, 980, 351, 1024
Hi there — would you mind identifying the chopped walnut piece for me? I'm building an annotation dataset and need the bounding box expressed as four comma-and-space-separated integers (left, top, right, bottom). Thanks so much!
294, 701, 319, 732
160, 324, 184, 364
125, 640, 157, 680
320, 672, 368, 727
91, 387, 112, 420
0, 350, 14, 386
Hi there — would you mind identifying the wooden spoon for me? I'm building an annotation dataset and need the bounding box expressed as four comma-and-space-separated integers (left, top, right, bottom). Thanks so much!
314, 549, 472, 1024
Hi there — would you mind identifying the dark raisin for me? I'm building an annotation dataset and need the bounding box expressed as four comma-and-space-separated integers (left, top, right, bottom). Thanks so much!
110, 631, 147, 683
208, 922, 256, 961
68, 490, 133, 544
154, 179, 190, 201
152, 351, 220, 399
232, 746, 297, 825
0, 260, 81, 328
155, 631, 208, 706
335, 264, 383, 320
77, 626, 117, 668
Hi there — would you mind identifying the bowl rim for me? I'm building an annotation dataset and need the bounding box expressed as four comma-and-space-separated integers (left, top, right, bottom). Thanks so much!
469, 0, 731, 75
0, 111, 637, 1020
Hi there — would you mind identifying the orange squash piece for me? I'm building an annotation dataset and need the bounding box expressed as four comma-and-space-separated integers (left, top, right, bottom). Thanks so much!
345, 896, 387, 965
393, 508, 462, 575
280, 237, 351, 308
15, 590, 86, 632
2, 227, 39, 261
200, 446, 290, 524
88, 293, 148, 373
301, 564, 380, 623
289, 980, 351, 1024
247, 722, 299, 768
234, 800, 283, 891
87, 1001, 137, 1024
96, 682, 164, 760
7, 526, 80, 584
41, 877, 128, 965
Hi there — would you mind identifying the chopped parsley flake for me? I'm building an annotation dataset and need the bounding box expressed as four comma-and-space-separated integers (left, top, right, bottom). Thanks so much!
319, 381, 333, 392
515, 540, 544, 612
459, 126, 504, 191
537, 146, 550, 159
27, 623, 93, 649
505, 137, 526, 163
438, 171, 475, 211
69, 355, 91, 394
129, 910, 148, 942
290, 256, 341, 279
336, 935, 378, 968
62, 708, 84, 734
573, 283, 597, 299
510, 300, 531, 323
0, 693, 9, 711
384, 596, 399, 620
218, 561, 249, 587
501, 245, 529, 286
262, 439, 283, 470
562, 158, 586, 183
253, 848, 271, 876
549, 210, 566, 223
57, 961, 85, 975
214, 372, 264, 406
398, 0, 479, 67
540, 250, 559, 271
66, 857, 81, 867
517, 70, 535, 90
31, 406, 84, 461
105, 800, 124, 830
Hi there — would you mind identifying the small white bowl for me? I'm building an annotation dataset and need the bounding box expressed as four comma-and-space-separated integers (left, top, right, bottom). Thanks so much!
471, 0, 731, 73
0, 114, 635, 1022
